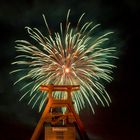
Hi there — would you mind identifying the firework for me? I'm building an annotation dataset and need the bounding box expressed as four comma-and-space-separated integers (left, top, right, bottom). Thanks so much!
11, 10, 117, 113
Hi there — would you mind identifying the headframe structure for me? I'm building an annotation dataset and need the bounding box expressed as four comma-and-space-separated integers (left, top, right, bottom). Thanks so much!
31, 84, 89, 140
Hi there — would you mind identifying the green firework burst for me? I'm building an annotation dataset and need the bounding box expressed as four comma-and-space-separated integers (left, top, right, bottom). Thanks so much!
11, 10, 117, 113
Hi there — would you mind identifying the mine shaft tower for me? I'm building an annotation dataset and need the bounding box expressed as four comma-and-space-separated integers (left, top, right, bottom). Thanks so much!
31, 84, 89, 140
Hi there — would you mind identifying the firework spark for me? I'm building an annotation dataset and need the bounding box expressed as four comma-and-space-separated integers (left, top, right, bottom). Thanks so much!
11, 10, 117, 113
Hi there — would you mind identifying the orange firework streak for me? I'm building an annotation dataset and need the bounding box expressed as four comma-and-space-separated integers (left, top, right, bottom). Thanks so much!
31, 84, 89, 140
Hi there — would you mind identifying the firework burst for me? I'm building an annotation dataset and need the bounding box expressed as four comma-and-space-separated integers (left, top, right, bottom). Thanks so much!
11, 10, 117, 113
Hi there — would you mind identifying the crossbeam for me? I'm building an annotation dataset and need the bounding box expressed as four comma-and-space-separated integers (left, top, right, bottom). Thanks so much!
40, 84, 80, 92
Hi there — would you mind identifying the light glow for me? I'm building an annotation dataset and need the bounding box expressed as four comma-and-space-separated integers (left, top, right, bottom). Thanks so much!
64, 67, 70, 73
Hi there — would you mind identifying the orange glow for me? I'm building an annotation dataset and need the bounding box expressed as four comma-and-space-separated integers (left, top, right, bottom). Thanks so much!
65, 68, 70, 73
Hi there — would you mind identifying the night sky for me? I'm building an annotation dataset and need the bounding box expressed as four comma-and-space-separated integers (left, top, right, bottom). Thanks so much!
0, 0, 140, 140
